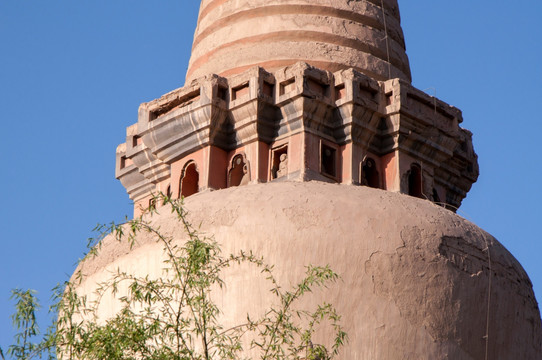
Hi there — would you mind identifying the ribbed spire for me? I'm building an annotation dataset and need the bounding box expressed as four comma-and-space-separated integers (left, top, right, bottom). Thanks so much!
186, 0, 411, 84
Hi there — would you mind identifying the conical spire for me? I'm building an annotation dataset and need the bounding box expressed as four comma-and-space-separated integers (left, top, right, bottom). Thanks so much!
186, 0, 411, 84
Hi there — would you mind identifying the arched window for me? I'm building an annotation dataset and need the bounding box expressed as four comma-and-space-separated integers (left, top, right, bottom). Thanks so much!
362, 158, 380, 189
179, 161, 199, 198
228, 154, 250, 187
166, 185, 172, 199
408, 163, 423, 198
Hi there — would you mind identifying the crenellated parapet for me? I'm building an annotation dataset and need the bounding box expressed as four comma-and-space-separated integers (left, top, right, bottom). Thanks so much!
116, 62, 478, 216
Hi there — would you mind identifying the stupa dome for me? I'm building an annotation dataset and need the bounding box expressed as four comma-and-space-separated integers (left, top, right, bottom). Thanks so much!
107, 0, 540, 357
186, 0, 412, 84
76, 182, 542, 359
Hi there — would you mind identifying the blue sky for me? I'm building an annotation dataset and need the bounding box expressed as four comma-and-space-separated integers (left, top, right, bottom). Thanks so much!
1, 0, 541, 348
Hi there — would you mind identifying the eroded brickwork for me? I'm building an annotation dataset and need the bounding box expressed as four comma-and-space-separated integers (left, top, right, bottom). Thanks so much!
116, 62, 478, 216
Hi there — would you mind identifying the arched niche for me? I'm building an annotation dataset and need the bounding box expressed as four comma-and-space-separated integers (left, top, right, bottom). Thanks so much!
408, 163, 423, 198
179, 161, 199, 198
228, 154, 250, 187
362, 157, 380, 189
271, 145, 288, 180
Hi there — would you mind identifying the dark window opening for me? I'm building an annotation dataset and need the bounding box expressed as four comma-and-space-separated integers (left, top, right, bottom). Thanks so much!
180, 162, 199, 198
362, 158, 380, 189
321, 144, 337, 178
217, 86, 228, 101
132, 135, 143, 147
262, 81, 274, 97
408, 164, 423, 198
377, 117, 388, 131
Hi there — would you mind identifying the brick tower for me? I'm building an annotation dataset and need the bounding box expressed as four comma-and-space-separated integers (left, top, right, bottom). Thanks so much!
116, 0, 478, 216
72, 1, 541, 358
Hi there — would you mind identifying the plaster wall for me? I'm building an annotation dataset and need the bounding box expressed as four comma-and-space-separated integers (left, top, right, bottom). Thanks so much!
75, 182, 542, 359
